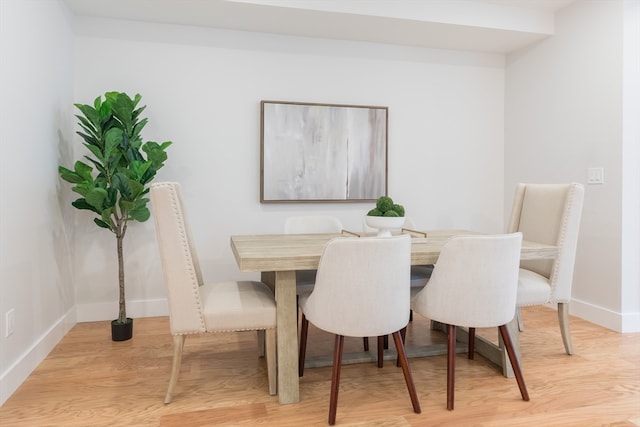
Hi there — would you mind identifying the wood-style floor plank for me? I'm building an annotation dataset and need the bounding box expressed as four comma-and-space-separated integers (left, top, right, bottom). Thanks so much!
0, 306, 638, 426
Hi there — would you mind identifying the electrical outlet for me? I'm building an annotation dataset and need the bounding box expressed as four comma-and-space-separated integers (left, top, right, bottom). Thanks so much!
6, 309, 15, 337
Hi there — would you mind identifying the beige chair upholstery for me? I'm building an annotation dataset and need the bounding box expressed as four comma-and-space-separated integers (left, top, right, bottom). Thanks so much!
150, 182, 277, 403
298, 234, 421, 425
412, 233, 529, 410
507, 183, 584, 355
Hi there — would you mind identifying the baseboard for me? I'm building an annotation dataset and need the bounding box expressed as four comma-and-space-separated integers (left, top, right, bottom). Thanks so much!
0, 307, 76, 406
76, 298, 168, 322
570, 298, 640, 333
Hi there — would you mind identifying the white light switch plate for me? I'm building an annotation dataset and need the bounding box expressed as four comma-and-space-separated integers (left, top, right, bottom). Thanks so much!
587, 167, 604, 184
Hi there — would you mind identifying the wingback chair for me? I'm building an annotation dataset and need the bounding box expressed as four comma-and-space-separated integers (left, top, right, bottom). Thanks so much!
150, 182, 277, 403
508, 183, 584, 355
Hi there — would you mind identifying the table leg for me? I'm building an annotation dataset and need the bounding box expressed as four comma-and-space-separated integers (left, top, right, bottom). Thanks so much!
264, 270, 299, 404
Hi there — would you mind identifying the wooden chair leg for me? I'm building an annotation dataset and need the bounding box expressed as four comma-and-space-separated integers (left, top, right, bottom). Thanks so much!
498, 325, 530, 401
558, 302, 574, 355
446, 324, 456, 410
397, 326, 407, 367
257, 330, 265, 357
377, 336, 384, 368
265, 328, 277, 395
299, 314, 309, 377
468, 327, 475, 360
383, 334, 389, 349
363, 337, 369, 351
165, 334, 185, 404
329, 335, 345, 426
392, 331, 421, 414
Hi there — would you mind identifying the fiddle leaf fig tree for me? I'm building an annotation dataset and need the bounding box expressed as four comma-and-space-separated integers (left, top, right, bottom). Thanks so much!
59, 92, 171, 327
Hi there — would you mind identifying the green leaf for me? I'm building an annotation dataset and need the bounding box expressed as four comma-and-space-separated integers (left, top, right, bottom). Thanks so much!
112, 172, 132, 199
71, 198, 100, 214
84, 144, 105, 165
129, 205, 150, 222
73, 161, 94, 181
59, 166, 83, 184
75, 103, 101, 130
85, 187, 108, 211
94, 218, 112, 230
104, 127, 123, 158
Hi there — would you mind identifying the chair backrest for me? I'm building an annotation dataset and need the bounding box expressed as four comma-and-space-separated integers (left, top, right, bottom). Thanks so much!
413, 233, 522, 328
150, 182, 206, 334
507, 183, 584, 302
302, 234, 411, 337
284, 215, 343, 234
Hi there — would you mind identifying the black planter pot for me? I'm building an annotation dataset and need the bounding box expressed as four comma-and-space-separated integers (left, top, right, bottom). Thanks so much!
111, 318, 133, 341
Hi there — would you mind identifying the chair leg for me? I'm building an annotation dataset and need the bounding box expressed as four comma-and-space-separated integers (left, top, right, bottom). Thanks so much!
265, 328, 277, 395
468, 327, 475, 360
446, 324, 456, 410
392, 331, 421, 414
558, 302, 574, 355
363, 337, 369, 351
257, 330, 265, 357
383, 334, 389, 349
498, 325, 530, 402
516, 307, 524, 331
165, 334, 186, 404
299, 314, 309, 377
397, 326, 407, 367
329, 335, 345, 426
377, 336, 385, 368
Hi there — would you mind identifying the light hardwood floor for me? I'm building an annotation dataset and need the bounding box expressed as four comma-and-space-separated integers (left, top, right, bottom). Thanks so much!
0, 306, 638, 426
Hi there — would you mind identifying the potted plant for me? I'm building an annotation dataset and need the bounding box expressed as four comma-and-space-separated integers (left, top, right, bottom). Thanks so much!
59, 91, 172, 341
366, 196, 406, 236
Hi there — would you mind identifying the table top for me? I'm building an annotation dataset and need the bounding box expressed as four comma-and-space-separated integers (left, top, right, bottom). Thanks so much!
230, 229, 558, 272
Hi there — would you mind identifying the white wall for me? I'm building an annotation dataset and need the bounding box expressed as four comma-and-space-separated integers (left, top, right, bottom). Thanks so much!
70, 18, 507, 321
505, 0, 639, 332
0, 0, 76, 405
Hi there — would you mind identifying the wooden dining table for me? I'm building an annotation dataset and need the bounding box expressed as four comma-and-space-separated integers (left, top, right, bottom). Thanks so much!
230, 229, 558, 404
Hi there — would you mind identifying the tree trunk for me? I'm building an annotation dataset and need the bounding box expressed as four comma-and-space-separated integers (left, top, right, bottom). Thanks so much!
116, 230, 126, 324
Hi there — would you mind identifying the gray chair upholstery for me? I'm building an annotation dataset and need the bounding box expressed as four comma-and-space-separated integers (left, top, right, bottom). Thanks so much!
150, 182, 277, 403
298, 234, 421, 425
412, 233, 529, 410
508, 183, 584, 354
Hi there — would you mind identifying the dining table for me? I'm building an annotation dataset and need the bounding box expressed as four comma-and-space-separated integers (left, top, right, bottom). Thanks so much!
230, 229, 558, 404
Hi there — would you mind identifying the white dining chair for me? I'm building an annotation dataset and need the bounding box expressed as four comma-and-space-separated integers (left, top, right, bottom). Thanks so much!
150, 182, 277, 403
284, 215, 344, 294
298, 234, 421, 425
411, 232, 529, 410
507, 183, 584, 355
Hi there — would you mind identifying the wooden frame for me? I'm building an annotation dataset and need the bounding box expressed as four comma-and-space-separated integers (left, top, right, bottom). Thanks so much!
260, 100, 388, 203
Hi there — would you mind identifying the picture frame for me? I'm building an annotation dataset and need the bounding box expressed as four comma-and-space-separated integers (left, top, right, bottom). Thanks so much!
260, 100, 388, 203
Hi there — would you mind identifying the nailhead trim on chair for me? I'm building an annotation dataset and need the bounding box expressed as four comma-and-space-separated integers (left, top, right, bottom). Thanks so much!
163, 182, 206, 332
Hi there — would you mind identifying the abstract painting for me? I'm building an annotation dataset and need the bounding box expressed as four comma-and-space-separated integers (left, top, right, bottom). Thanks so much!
260, 100, 387, 203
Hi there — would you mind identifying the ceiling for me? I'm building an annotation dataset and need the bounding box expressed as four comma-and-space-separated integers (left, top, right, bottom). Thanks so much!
62, 0, 578, 54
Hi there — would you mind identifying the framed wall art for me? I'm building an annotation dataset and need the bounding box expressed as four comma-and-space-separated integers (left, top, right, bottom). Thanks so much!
260, 100, 388, 203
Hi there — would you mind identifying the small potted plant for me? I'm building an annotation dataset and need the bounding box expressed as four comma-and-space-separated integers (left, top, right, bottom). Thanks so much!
59, 91, 172, 341
366, 196, 406, 236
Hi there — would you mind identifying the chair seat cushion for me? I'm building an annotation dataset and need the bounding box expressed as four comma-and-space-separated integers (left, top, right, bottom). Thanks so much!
200, 280, 276, 332
516, 268, 551, 306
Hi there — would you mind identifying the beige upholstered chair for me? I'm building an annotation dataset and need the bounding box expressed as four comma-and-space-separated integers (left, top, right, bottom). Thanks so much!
150, 182, 277, 403
284, 215, 344, 293
508, 183, 584, 355
298, 234, 421, 425
412, 233, 528, 410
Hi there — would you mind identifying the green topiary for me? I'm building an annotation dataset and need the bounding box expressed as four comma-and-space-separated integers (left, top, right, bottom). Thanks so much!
368, 196, 405, 217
